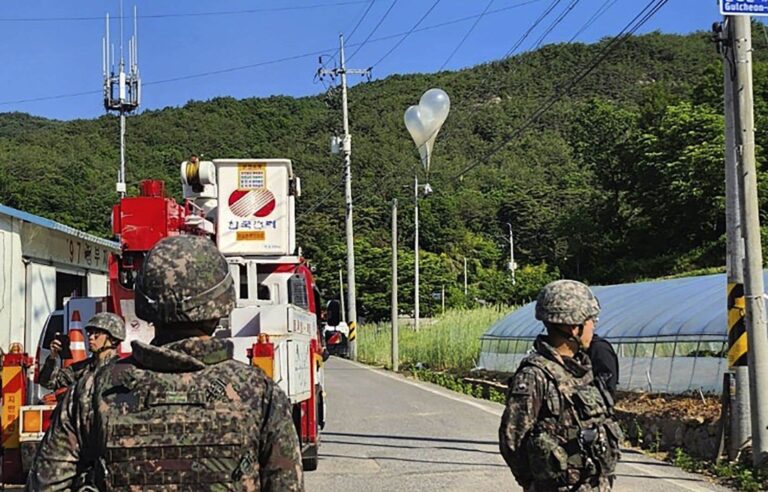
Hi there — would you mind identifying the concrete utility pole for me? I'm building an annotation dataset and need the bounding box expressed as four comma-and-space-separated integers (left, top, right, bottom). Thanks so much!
507, 223, 516, 285
391, 199, 399, 372
339, 268, 346, 323
463, 257, 468, 296
728, 15, 768, 468
441, 285, 445, 314
719, 17, 750, 460
414, 175, 420, 331
318, 34, 370, 360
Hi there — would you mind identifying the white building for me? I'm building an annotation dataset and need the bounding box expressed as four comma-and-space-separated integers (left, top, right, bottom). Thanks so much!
0, 204, 118, 354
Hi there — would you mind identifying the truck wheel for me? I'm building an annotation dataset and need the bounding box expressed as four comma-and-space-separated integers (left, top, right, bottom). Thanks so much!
302, 386, 322, 471
302, 443, 319, 471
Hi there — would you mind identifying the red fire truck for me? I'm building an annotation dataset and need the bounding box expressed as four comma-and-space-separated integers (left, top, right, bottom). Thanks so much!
8, 158, 328, 482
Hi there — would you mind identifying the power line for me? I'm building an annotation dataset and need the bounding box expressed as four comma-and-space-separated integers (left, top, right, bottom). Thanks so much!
0, 1, 370, 22
371, 0, 443, 69
345, 0, 379, 43
347, 0, 400, 63
504, 0, 564, 58
439, 0, 495, 71
433, 0, 562, 146
451, 0, 671, 181
0, 1, 545, 107
569, 0, 618, 42
297, 174, 347, 221
0, 48, 334, 106
321, 0, 378, 70
532, 0, 581, 50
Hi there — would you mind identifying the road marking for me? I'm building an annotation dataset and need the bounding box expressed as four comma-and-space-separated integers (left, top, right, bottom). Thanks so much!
334, 359, 724, 492
338, 358, 503, 417
620, 460, 719, 492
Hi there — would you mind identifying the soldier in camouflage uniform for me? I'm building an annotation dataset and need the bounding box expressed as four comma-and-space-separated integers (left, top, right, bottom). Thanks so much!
499, 280, 622, 491
27, 236, 304, 491
39, 312, 125, 390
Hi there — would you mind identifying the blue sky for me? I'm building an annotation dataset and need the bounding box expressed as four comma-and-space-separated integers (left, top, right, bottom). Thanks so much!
0, 0, 739, 120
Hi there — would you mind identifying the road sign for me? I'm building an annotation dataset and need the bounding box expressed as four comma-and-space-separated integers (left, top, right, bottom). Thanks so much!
721, 0, 768, 16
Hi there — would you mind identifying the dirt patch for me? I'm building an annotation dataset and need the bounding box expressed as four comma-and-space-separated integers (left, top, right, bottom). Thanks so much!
615, 392, 721, 422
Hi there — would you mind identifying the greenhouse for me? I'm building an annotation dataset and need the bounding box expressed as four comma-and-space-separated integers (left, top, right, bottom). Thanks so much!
477, 272, 757, 394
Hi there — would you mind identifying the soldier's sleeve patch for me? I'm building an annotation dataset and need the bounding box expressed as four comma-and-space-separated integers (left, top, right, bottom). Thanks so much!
508, 368, 539, 397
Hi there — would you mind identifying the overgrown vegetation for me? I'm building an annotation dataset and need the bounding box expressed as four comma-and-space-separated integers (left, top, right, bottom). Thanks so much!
357, 306, 508, 371
672, 448, 767, 492
5, 28, 768, 319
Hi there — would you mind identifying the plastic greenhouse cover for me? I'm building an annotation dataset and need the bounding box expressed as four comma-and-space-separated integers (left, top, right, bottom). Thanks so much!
481, 272, 764, 343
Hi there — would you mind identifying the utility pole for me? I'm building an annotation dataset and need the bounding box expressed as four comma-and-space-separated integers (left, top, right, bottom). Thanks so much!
464, 257, 468, 296
507, 223, 516, 285
728, 15, 768, 468
718, 17, 750, 460
103, 4, 141, 197
391, 199, 398, 372
441, 285, 445, 314
339, 268, 346, 323
318, 34, 370, 360
414, 175, 420, 331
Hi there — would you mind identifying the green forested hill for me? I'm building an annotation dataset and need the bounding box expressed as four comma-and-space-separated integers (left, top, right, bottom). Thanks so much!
1, 30, 766, 320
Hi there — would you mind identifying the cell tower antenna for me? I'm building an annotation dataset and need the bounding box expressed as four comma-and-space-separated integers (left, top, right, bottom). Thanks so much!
103, 4, 141, 198
119, 0, 124, 69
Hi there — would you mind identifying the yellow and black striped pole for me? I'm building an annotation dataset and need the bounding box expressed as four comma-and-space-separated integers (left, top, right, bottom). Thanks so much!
722, 17, 750, 460
348, 321, 357, 345
727, 282, 747, 368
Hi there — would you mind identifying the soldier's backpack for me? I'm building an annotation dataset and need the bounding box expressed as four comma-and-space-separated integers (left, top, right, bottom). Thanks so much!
90, 346, 262, 491
518, 353, 622, 488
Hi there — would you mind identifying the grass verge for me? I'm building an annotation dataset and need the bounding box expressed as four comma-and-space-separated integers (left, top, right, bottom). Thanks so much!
669, 448, 768, 491
357, 307, 510, 371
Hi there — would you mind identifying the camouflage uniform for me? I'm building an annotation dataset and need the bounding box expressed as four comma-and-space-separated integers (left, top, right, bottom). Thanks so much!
39, 312, 126, 391
27, 236, 303, 491
499, 280, 621, 491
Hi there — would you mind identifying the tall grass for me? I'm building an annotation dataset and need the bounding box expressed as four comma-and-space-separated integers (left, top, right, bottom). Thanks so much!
357, 307, 511, 371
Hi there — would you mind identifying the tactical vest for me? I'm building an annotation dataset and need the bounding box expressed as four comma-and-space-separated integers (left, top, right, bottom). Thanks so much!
519, 353, 622, 488
92, 362, 259, 491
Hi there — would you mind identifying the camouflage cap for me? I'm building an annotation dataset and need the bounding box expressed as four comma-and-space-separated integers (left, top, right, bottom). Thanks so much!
85, 312, 126, 341
135, 236, 235, 325
535, 279, 600, 325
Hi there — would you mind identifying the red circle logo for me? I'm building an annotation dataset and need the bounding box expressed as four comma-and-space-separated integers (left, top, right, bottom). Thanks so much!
228, 189, 276, 218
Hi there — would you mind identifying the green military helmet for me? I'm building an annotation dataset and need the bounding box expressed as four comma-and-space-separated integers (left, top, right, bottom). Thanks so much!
85, 312, 126, 341
135, 235, 235, 325
535, 279, 600, 325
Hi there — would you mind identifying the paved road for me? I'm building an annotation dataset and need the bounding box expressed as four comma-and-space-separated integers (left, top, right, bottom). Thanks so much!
307, 357, 731, 492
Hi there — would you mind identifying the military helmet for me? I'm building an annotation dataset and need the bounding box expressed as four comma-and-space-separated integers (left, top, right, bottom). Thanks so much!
135, 236, 235, 325
535, 279, 600, 325
85, 312, 126, 341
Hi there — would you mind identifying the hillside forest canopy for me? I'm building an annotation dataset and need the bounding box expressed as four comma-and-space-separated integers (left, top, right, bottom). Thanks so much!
2, 28, 768, 321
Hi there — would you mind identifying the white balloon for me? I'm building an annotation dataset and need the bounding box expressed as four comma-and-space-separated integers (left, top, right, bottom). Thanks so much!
403, 88, 451, 172
420, 88, 450, 130
404, 105, 429, 148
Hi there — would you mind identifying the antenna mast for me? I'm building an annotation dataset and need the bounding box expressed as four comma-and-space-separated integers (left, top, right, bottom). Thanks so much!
103, 4, 141, 197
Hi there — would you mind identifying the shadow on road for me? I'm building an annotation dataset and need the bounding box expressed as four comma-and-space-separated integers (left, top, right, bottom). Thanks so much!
615, 473, 707, 482
324, 432, 498, 446
323, 438, 500, 456
319, 453, 508, 468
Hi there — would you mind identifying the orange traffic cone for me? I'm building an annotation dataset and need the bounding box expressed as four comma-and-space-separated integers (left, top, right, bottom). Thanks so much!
63, 311, 87, 368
